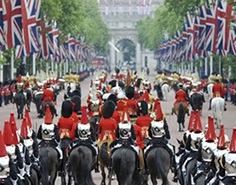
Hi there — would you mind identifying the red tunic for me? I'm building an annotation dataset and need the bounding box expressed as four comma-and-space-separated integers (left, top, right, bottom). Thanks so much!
213, 83, 224, 98
98, 118, 117, 141
135, 115, 153, 139
174, 89, 188, 107
57, 117, 75, 139
42, 89, 54, 104
116, 100, 127, 114
124, 99, 138, 115
112, 110, 121, 125
133, 124, 145, 149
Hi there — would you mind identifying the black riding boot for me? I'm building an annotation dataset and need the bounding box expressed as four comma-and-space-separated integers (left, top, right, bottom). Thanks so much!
171, 157, 178, 182
171, 107, 174, 115
94, 156, 100, 173
136, 156, 141, 172
208, 99, 212, 110
144, 158, 149, 175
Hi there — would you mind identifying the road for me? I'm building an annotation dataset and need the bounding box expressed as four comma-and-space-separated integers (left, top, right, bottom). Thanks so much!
0, 70, 235, 185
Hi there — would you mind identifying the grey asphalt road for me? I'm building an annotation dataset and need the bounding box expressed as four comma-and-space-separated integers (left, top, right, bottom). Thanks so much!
0, 70, 235, 185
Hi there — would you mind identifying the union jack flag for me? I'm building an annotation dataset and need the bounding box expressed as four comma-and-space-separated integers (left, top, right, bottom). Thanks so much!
21, 0, 39, 56
227, 21, 236, 55
204, 0, 218, 53
2, 0, 23, 49
0, 1, 6, 48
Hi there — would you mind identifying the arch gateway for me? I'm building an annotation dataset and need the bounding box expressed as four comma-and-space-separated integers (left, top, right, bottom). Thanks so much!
98, 0, 164, 72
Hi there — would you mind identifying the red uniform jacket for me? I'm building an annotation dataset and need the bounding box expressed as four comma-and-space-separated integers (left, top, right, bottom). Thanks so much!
116, 100, 127, 114
3, 86, 10, 96
57, 117, 75, 139
112, 110, 121, 125
98, 118, 117, 141
133, 124, 144, 149
174, 89, 188, 106
212, 83, 224, 98
42, 89, 54, 104
135, 115, 153, 139
123, 99, 138, 115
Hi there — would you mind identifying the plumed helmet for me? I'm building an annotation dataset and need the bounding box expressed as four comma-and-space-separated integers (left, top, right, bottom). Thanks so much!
125, 85, 134, 99
102, 100, 116, 119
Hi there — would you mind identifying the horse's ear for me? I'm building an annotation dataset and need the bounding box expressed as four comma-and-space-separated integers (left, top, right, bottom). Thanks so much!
176, 139, 181, 144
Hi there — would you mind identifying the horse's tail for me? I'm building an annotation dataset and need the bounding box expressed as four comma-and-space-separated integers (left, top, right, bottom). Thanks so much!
155, 150, 169, 185
177, 103, 184, 124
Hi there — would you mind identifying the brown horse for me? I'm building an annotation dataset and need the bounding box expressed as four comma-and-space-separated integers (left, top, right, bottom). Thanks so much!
97, 138, 113, 185
173, 102, 188, 132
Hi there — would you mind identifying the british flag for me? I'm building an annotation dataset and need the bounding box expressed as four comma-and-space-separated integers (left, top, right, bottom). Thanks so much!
2, 0, 23, 49
197, 5, 207, 51
227, 21, 236, 55
75, 35, 81, 61
20, 0, 39, 56
49, 21, 59, 61
0, 1, 6, 48
60, 44, 67, 63
204, 0, 218, 53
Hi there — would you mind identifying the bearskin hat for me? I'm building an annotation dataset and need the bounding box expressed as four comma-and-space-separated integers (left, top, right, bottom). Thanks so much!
107, 94, 117, 105
137, 100, 148, 116
61, 100, 73, 118
102, 100, 115, 119
125, 85, 134, 99
115, 67, 120, 74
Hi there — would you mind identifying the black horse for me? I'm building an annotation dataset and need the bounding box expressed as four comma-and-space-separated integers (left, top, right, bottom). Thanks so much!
189, 92, 205, 114
14, 91, 26, 119
39, 146, 60, 185
68, 145, 96, 185
24, 88, 32, 112
33, 90, 43, 118
111, 146, 141, 185
146, 147, 171, 185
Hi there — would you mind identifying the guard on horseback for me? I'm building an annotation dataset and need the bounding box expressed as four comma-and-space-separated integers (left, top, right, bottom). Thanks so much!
144, 102, 176, 179
0, 131, 20, 185
208, 78, 227, 111
37, 105, 63, 163
218, 128, 236, 185
109, 108, 141, 171
42, 82, 58, 116
171, 83, 190, 116
69, 108, 99, 172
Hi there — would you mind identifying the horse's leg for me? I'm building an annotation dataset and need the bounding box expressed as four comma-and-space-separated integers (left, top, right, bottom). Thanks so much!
100, 162, 106, 185
178, 123, 183, 132
150, 174, 157, 185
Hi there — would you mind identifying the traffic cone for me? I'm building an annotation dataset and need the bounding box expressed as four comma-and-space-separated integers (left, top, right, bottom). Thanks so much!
9, 113, 19, 145
229, 128, 236, 153
3, 121, 13, 146
44, 105, 52, 124
217, 124, 226, 149
205, 116, 217, 141
0, 131, 7, 157
194, 110, 202, 133
24, 108, 32, 128
9, 112, 17, 130
187, 111, 195, 132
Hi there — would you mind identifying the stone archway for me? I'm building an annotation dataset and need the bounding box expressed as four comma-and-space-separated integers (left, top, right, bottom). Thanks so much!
109, 29, 141, 71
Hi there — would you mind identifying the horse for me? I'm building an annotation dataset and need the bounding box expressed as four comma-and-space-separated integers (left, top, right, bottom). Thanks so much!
207, 83, 214, 98
14, 91, 26, 119
24, 88, 33, 112
39, 146, 60, 185
146, 147, 171, 185
189, 92, 205, 114
68, 145, 96, 185
211, 97, 225, 129
173, 102, 188, 132
33, 90, 43, 118
97, 139, 113, 185
110, 146, 141, 185
161, 83, 170, 101
41, 101, 57, 118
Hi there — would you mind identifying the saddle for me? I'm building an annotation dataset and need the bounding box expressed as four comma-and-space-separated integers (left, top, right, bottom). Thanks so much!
69, 141, 97, 157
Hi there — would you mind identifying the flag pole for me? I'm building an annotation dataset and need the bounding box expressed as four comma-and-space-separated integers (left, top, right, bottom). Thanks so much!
11, 49, 14, 80
32, 53, 36, 75
0, 51, 3, 82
